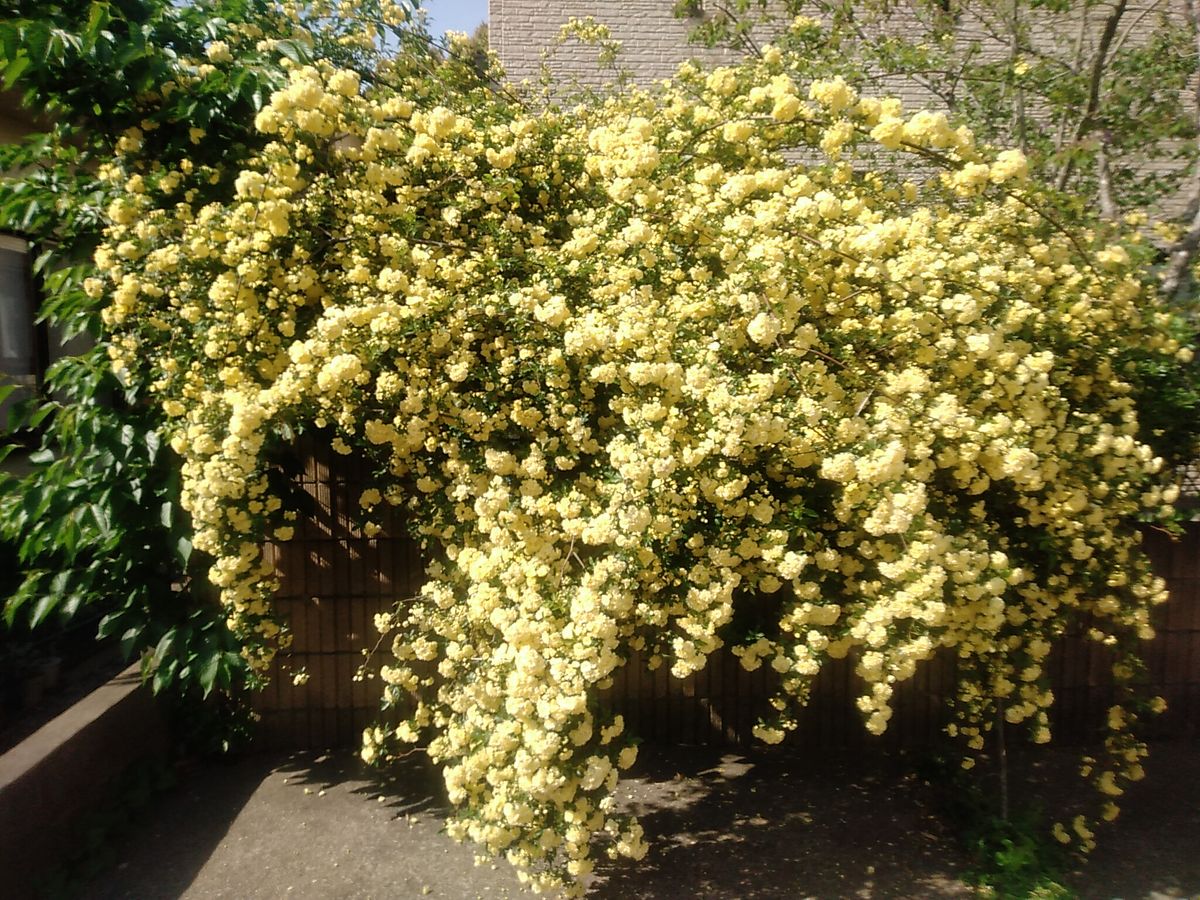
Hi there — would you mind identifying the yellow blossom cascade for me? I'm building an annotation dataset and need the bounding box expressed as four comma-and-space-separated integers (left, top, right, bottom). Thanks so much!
95, 38, 1183, 894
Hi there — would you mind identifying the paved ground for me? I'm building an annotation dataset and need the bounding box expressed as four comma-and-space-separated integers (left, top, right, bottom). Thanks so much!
80, 739, 1200, 899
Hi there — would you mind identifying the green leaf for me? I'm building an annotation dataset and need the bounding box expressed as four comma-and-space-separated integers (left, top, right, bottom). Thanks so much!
89, 502, 111, 538
23, 402, 58, 431
3, 572, 43, 625
274, 38, 304, 63
97, 610, 127, 638
30, 591, 60, 627
60, 591, 84, 620
152, 658, 178, 694
198, 651, 221, 697
27, 447, 55, 465
84, 2, 111, 42
2, 54, 30, 90
121, 625, 143, 659
151, 630, 175, 667
24, 23, 50, 65
0, 22, 18, 62
145, 428, 160, 461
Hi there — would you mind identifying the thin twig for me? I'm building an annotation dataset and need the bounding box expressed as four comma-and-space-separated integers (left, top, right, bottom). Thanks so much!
1054, 0, 1129, 193
1096, 141, 1119, 220
1007, 0, 1028, 154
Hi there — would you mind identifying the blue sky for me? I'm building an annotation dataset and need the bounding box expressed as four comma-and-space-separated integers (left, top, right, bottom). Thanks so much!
423, 0, 489, 38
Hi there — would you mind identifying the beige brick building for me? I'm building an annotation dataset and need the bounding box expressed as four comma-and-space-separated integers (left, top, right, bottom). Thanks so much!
489, 0, 741, 85
489, 1, 1196, 221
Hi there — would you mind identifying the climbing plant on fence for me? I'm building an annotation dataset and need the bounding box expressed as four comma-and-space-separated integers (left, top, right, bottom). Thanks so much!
0, 0, 279, 723
10, 1, 1200, 893
0, 0, 438, 733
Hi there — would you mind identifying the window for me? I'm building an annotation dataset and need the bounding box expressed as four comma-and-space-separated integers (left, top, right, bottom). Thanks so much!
0, 234, 45, 434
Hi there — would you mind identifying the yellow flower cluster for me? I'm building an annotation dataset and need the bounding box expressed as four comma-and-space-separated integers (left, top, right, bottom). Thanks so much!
95, 39, 1182, 893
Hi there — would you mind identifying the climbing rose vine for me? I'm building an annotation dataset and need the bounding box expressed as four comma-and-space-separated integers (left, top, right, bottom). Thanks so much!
94, 16, 1188, 894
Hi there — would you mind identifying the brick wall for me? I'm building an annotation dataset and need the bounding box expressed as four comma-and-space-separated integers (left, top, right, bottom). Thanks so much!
489, 0, 1185, 94
489, 0, 1192, 216
490, 0, 740, 87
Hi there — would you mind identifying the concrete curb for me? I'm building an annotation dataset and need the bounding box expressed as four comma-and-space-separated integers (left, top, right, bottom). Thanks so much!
0, 662, 167, 899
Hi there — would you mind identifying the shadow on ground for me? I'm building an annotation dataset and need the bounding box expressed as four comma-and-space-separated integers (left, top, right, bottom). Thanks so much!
77, 738, 1199, 899
82, 751, 521, 899
1041, 740, 1200, 898
79, 754, 263, 899
590, 746, 970, 899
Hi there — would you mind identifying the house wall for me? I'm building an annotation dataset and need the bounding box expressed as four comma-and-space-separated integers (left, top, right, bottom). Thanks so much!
489, 0, 1184, 93
488, 0, 1193, 218
0, 93, 43, 447
489, 0, 738, 86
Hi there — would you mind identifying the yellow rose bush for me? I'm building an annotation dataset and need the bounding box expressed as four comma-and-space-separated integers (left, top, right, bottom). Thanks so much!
93, 15, 1190, 893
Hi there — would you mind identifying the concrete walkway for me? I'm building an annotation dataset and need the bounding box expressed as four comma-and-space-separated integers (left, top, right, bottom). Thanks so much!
81, 741, 1200, 899
84, 752, 522, 900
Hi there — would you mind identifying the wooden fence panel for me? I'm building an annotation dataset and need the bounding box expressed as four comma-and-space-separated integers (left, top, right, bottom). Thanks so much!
253, 443, 1200, 751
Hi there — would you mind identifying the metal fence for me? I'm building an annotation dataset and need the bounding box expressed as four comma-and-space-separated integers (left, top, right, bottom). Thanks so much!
253, 440, 1200, 751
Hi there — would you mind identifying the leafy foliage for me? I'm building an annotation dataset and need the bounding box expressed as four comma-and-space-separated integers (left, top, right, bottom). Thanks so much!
0, 0, 293, 723
0, 0, 493, 721
683, 0, 1200, 308
921, 752, 1071, 899
3, 2, 1198, 894
90, 10, 1191, 889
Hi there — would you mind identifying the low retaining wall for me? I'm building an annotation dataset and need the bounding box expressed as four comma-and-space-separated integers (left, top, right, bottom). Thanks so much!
0, 663, 167, 899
